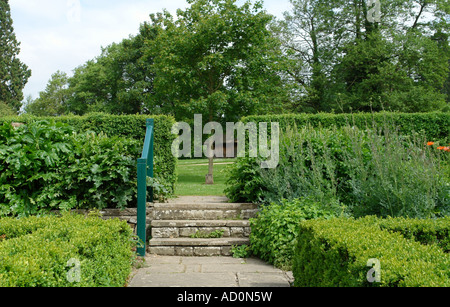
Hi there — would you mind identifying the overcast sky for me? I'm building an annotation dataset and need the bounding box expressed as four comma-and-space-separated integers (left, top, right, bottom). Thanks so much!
9, 0, 293, 100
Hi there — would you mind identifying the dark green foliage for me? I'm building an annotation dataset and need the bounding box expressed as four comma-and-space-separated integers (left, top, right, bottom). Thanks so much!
23, 71, 69, 117
293, 216, 450, 287
0, 120, 141, 216
225, 157, 262, 203
0, 213, 136, 287
147, 0, 288, 123
65, 32, 155, 115
249, 198, 339, 270
0, 113, 177, 194
63, 131, 141, 210
0, 0, 31, 112
376, 216, 450, 253
280, 0, 449, 113
242, 112, 450, 143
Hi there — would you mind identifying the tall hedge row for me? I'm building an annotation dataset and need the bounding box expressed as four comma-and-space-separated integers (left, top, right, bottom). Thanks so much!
242, 111, 450, 142
0, 113, 177, 193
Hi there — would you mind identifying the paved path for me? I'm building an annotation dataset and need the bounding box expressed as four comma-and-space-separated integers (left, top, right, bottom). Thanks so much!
128, 255, 293, 287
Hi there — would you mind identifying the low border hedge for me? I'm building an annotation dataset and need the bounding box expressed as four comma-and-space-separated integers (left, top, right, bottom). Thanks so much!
0, 213, 136, 287
377, 216, 450, 253
293, 216, 450, 287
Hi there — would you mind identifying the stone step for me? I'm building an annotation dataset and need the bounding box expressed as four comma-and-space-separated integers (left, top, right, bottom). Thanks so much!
151, 220, 251, 238
152, 203, 258, 220
148, 237, 250, 256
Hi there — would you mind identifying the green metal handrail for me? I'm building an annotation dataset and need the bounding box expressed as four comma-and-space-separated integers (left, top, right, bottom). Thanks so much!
137, 119, 154, 256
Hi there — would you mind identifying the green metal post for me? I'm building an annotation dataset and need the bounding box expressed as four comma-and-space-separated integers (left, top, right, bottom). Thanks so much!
147, 119, 154, 203
136, 119, 155, 257
137, 158, 147, 257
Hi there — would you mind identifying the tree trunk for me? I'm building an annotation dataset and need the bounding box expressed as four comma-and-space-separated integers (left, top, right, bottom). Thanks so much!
205, 99, 214, 185
205, 156, 214, 185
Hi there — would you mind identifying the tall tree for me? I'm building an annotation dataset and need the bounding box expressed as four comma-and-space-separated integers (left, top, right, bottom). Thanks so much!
146, 0, 287, 183
65, 26, 157, 115
279, 0, 346, 112
146, 0, 287, 123
281, 0, 449, 113
0, 0, 31, 112
334, 0, 449, 112
24, 71, 70, 116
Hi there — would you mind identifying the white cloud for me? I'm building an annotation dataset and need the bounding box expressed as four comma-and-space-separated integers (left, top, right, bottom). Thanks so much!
8, 0, 290, 100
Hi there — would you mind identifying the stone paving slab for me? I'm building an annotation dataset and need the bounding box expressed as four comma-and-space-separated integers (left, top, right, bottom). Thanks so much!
128, 255, 293, 288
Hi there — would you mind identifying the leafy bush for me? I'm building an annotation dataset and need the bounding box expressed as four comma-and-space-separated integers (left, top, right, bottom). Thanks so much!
0, 213, 136, 287
226, 122, 449, 219
343, 124, 450, 218
0, 121, 76, 216
0, 113, 178, 194
230, 244, 252, 258
0, 121, 141, 216
293, 216, 450, 287
249, 197, 339, 270
63, 131, 141, 210
225, 157, 263, 203
225, 125, 350, 205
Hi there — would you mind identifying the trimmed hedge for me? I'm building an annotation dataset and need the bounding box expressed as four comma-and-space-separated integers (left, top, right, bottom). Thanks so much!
377, 217, 450, 253
293, 216, 450, 287
0, 113, 177, 194
242, 111, 450, 142
0, 213, 136, 287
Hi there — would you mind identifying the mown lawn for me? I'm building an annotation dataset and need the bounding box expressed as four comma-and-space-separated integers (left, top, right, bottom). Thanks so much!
175, 158, 236, 196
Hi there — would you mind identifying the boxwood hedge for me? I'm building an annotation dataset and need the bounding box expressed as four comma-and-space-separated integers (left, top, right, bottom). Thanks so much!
293, 216, 450, 287
0, 213, 136, 287
376, 216, 450, 253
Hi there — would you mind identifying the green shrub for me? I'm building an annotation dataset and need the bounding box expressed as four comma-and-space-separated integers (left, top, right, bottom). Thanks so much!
63, 131, 141, 210
226, 125, 353, 205
0, 113, 177, 194
226, 122, 449, 219
0, 213, 136, 287
376, 216, 450, 253
0, 101, 16, 117
343, 124, 449, 218
225, 157, 263, 203
249, 197, 339, 270
0, 121, 141, 216
293, 216, 450, 287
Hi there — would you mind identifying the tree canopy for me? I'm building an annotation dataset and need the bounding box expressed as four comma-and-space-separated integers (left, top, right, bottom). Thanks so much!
145, 0, 289, 123
24, 0, 450, 116
279, 0, 450, 113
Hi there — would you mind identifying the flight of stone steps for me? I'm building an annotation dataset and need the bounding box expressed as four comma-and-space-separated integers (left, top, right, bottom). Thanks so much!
148, 196, 258, 256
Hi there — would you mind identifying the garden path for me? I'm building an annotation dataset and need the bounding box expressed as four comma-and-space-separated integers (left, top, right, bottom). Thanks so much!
129, 196, 293, 287
128, 254, 293, 287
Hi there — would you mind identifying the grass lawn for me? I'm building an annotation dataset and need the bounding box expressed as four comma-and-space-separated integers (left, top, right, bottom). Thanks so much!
175, 158, 236, 196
